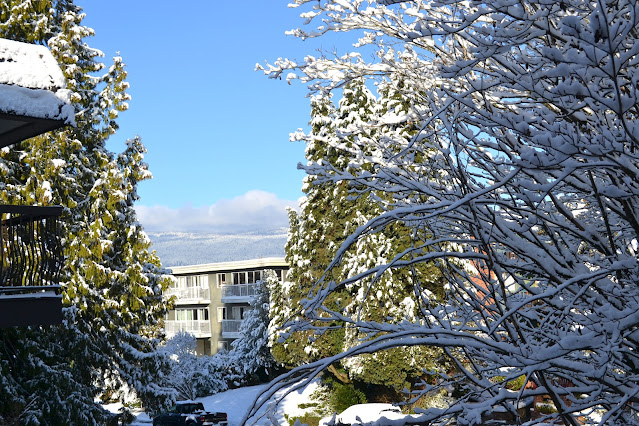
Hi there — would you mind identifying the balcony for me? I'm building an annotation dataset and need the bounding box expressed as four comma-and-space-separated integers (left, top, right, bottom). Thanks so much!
221, 319, 243, 338
165, 320, 211, 338
220, 283, 259, 303
0, 205, 64, 328
164, 286, 210, 304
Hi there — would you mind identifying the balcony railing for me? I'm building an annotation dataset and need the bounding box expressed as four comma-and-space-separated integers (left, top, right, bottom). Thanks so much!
165, 320, 211, 338
0, 205, 63, 287
164, 286, 210, 303
222, 319, 243, 338
220, 283, 259, 302
0, 205, 64, 327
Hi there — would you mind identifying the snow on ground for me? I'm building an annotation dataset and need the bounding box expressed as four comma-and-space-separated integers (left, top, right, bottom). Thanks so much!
123, 380, 320, 425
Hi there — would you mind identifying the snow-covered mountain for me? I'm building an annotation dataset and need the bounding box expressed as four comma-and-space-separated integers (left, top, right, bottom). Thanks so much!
147, 229, 288, 267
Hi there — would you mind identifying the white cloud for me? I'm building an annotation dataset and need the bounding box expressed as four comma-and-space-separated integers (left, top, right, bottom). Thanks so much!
136, 190, 299, 233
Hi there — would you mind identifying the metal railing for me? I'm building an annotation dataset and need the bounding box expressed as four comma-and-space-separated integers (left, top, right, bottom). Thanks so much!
222, 319, 243, 334
165, 320, 211, 337
164, 286, 210, 302
0, 205, 63, 291
220, 283, 259, 299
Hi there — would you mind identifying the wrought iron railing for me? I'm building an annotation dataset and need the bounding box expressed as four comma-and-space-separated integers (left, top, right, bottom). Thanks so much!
0, 205, 63, 291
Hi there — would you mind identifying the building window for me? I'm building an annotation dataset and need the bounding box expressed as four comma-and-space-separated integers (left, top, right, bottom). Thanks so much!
275, 269, 283, 281
217, 307, 227, 322
176, 308, 208, 321
198, 308, 209, 321
232, 306, 247, 320
175, 276, 185, 289
246, 271, 262, 283
217, 341, 228, 352
217, 273, 227, 287
169, 276, 179, 289
176, 274, 209, 288
232, 272, 247, 285
230, 270, 265, 284
175, 309, 193, 321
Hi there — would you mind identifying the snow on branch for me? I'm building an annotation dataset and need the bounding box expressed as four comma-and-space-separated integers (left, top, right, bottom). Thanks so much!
251, 0, 639, 424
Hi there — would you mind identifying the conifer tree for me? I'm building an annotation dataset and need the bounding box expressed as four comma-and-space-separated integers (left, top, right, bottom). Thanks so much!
229, 270, 280, 384
276, 79, 446, 394
0, 1, 173, 422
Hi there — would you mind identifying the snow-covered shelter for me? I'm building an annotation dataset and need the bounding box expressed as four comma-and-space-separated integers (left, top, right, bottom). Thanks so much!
0, 38, 72, 328
0, 38, 74, 148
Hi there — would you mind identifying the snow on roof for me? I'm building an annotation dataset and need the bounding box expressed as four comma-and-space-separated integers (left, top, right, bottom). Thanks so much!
0, 38, 74, 125
169, 257, 288, 274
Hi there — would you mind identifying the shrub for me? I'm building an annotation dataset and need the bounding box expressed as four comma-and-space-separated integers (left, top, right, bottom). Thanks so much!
329, 382, 367, 414
287, 413, 322, 426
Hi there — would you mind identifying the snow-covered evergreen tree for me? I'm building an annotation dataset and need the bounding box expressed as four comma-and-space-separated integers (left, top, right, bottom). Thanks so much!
0, 1, 173, 422
229, 270, 280, 384
276, 79, 446, 394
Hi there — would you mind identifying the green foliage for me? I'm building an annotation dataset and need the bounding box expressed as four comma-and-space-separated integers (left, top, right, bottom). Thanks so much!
316, 374, 368, 415
536, 402, 558, 415
409, 389, 452, 412
274, 79, 447, 397
506, 375, 527, 391
329, 382, 367, 414
347, 348, 423, 392
490, 375, 528, 391
287, 413, 322, 426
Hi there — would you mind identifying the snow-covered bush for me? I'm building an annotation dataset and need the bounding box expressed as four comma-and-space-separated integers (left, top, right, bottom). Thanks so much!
227, 271, 281, 385
160, 331, 228, 401
247, 0, 639, 424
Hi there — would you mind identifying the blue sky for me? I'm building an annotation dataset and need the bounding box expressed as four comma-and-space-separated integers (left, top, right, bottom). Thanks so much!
80, 2, 339, 232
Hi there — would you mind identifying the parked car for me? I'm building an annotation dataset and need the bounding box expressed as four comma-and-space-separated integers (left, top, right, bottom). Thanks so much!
153, 401, 228, 426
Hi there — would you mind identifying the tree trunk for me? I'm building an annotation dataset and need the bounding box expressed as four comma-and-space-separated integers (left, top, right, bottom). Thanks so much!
328, 364, 351, 384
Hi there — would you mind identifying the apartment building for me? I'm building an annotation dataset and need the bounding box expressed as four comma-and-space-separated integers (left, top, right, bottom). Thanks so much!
164, 258, 288, 356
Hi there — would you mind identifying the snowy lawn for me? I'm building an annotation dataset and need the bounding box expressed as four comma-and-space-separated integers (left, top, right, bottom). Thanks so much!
118, 380, 320, 426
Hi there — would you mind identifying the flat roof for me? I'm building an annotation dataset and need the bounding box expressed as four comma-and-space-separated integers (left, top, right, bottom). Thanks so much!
169, 257, 288, 275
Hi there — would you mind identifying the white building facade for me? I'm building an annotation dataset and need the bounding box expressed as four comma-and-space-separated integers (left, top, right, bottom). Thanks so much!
164, 258, 288, 355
